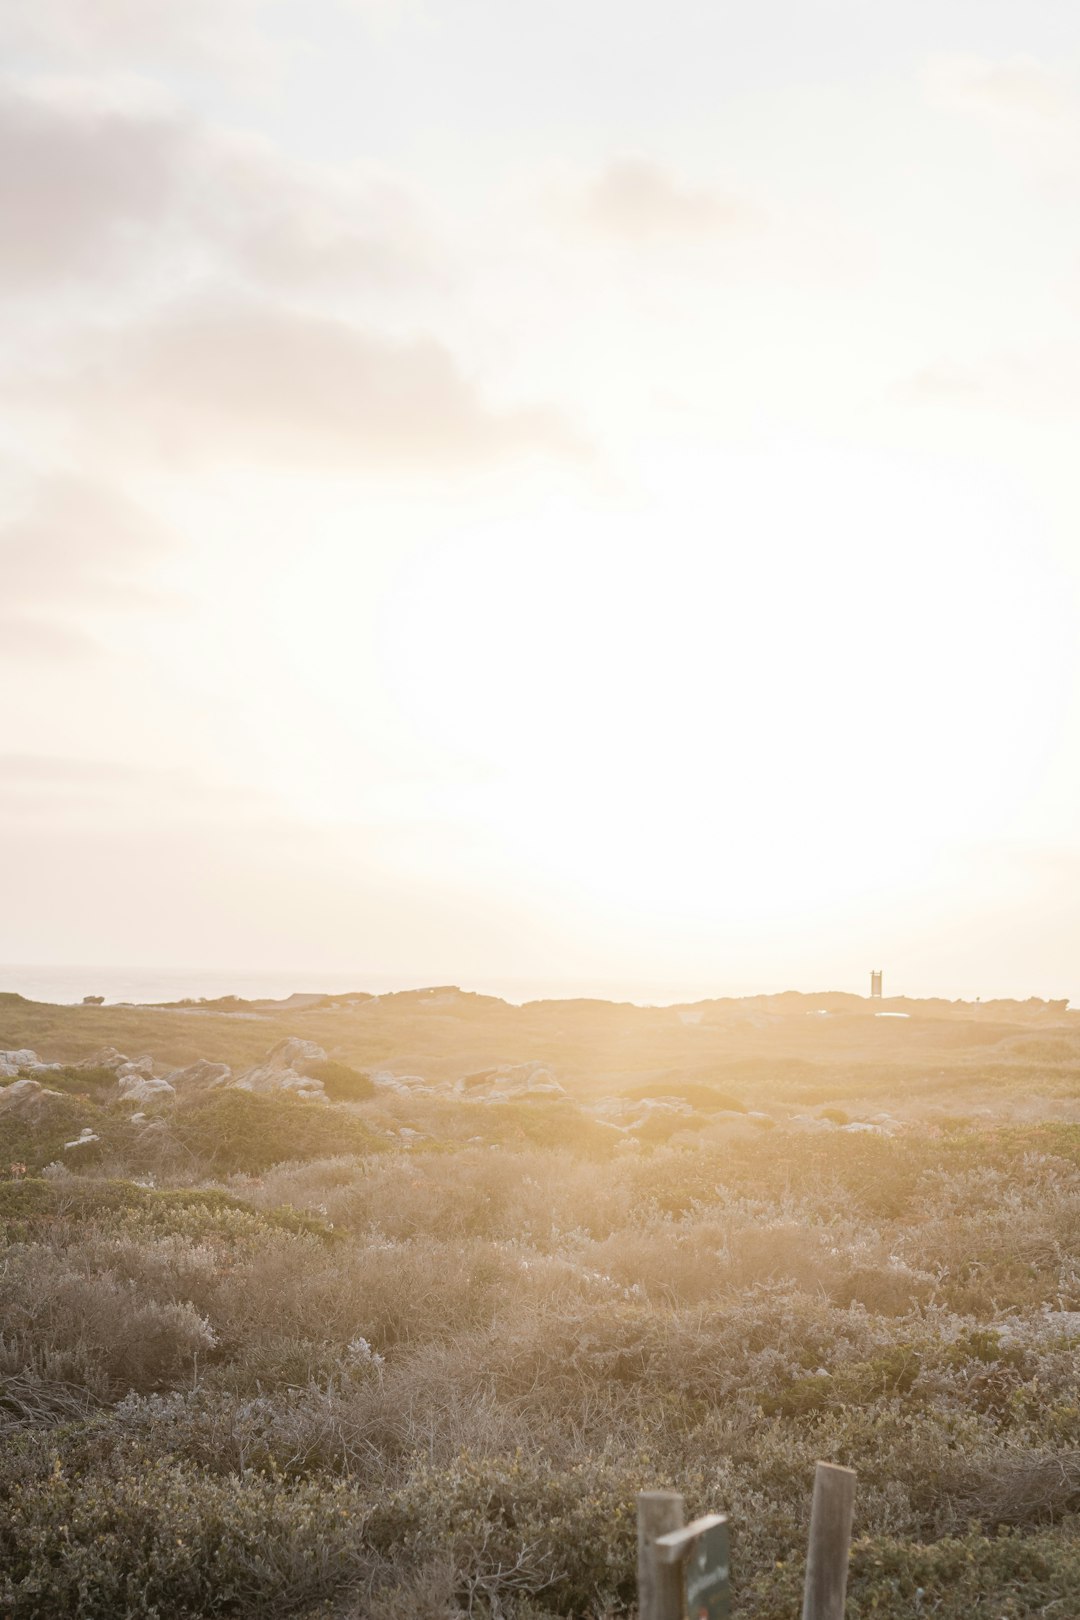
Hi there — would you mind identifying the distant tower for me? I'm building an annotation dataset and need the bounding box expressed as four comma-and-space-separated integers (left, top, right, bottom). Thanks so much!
870, 970, 883, 999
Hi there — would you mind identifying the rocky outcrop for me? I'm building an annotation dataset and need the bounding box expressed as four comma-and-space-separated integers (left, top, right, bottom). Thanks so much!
0, 1049, 41, 1078
165, 1060, 232, 1092
4, 1040, 333, 1105
0, 1077, 68, 1123
117, 1073, 176, 1104
232, 1038, 328, 1100
460, 1063, 566, 1099
372, 1071, 432, 1095
76, 1048, 134, 1073
589, 1095, 691, 1132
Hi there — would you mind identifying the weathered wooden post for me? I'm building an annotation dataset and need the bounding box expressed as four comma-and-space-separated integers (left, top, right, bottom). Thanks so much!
656, 1514, 730, 1620
637, 1491, 685, 1620
801, 1462, 856, 1620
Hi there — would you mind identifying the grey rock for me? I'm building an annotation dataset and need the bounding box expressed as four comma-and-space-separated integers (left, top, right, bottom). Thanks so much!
0, 1048, 40, 1077
166, 1060, 232, 1092
116, 1057, 157, 1082
64, 1127, 100, 1150
0, 1077, 67, 1123
264, 1038, 327, 1073
118, 1074, 176, 1103
232, 1038, 328, 1099
76, 1047, 130, 1073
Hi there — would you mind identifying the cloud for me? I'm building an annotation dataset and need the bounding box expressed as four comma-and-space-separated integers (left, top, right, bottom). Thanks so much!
898, 349, 1080, 419
0, 753, 270, 823
2, 472, 171, 609
0, 78, 187, 288
579, 157, 760, 242
0, 77, 434, 294
0, 0, 287, 82
194, 132, 437, 294
0, 617, 99, 662
0, 470, 173, 659
924, 54, 1074, 124
61, 299, 579, 469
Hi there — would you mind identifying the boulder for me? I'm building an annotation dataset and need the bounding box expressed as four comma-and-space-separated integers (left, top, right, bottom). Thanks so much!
64, 1127, 100, 1151
461, 1063, 566, 1100
232, 1038, 328, 1099
372, 1072, 429, 1093
118, 1074, 176, 1104
264, 1038, 327, 1072
0, 1049, 40, 1077
116, 1057, 156, 1082
0, 1077, 68, 1123
75, 1048, 131, 1073
166, 1060, 232, 1092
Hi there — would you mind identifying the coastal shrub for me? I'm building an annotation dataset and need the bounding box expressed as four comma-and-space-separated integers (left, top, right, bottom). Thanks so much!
2, 1067, 1080, 1617
0, 1451, 365, 1619
305, 1060, 376, 1102
170, 1091, 384, 1175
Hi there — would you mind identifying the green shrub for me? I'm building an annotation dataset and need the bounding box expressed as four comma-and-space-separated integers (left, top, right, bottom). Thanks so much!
367, 1451, 640, 1615
0, 1452, 365, 1618
0, 1093, 104, 1175
0, 1178, 333, 1244
305, 1060, 376, 1102
170, 1091, 383, 1175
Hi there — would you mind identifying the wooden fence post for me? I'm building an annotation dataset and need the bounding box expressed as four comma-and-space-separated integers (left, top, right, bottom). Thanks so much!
801, 1462, 856, 1620
637, 1490, 685, 1620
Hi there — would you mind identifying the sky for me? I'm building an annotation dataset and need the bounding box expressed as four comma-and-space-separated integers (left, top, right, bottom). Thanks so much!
1, 0, 1079, 1003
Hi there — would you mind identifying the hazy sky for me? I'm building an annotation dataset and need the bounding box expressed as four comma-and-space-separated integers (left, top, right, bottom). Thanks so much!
2, 0, 1079, 1001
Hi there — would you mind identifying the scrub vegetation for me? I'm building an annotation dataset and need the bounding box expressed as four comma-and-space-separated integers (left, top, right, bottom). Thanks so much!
1, 992, 1079, 1618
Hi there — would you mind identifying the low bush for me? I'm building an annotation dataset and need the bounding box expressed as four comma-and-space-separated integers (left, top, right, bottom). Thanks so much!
2, 1081, 1080, 1616
170, 1090, 384, 1175
0, 1449, 366, 1619
305, 1060, 376, 1102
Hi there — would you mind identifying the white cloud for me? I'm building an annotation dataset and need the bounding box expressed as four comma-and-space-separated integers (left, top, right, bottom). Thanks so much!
0, 77, 435, 295
579, 157, 760, 242
193, 132, 438, 294
58, 298, 580, 468
924, 54, 1074, 124
0, 0, 288, 82
0, 470, 172, 659
0, 753, 270, 823
899, 349, 1080, 419
0, 78, 187, 288
2, 472, 171, 607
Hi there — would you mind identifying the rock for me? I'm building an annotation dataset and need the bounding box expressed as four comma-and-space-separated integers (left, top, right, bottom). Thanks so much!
232, 1039, 328, 1099
166, 1060, 232, 1092
372, 1071, 429, 1093
841, 1122, 890, 1135
0, 1049, 40, 1077
264, 1038, 327, 1072
64, 1127, 100, 1150
461, 1063, 566, 1100
76, 1047, 131, 1073
0, 1077, 68, 1123
116, 1057, 157, 1082
118, 1074, 176, 1103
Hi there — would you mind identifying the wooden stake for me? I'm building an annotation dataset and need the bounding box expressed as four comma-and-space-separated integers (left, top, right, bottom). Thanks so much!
637, 1491, 685, 1620
801, 1462, 856, 1620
